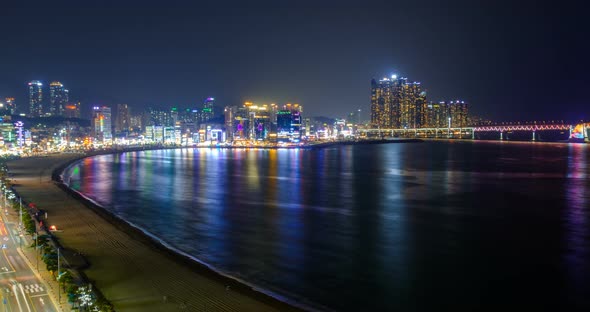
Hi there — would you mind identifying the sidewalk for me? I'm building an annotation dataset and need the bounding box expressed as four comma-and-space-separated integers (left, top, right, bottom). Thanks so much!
2, 208, 68, 312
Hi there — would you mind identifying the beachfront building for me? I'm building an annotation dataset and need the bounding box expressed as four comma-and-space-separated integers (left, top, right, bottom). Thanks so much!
91, 106, 112, 144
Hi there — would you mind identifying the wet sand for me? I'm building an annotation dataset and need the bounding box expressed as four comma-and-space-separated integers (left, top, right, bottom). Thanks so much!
8, 154, 300, 312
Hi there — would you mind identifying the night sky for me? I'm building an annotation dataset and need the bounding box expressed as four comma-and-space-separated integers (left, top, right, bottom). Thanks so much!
0, 1, 587, 121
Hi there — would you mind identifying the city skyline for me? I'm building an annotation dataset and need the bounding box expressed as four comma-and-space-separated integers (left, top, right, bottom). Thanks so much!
0, 1, 587, 121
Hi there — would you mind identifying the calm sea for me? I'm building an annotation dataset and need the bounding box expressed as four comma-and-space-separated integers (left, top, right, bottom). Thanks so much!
63, 141, 590, 310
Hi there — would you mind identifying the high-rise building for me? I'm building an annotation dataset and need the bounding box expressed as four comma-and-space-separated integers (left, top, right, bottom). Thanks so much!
28, 80, 43, 117
201, 97, 215, 124
49, 81, 69, 116
231, 106, 249, 140
399, 82, 426, 129
130, 114, 143, 131
64, 101, 81, 118
275, 103, 303, 142
224, 106, 237, 141
247, 103, 270, 141
115, 104, 131, 133
92, 106, 112, 143
448, 100, 468, 128
148, 108, 172, 127
423, 101, 447, 128
276, 110, 292, 131
371, 75, 426, 129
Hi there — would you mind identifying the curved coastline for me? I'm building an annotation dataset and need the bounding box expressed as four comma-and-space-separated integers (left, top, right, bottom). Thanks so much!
58, 153, 323, 312
8, 151, 303, 312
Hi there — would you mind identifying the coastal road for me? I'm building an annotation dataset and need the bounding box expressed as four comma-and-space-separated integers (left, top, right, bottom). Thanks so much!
0, 209, 59, 312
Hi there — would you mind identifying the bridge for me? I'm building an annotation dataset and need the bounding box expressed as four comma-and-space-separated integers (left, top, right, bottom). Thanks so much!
359, 122, 589, 142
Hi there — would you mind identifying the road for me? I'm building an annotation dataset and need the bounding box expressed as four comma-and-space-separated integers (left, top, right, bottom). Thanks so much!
0, 208, 60, 312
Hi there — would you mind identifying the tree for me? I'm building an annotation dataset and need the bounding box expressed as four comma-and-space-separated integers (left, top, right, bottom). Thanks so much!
45, 257, 58, 273
31, 234, 50, 249
58, 270, 73, 292
23, 215, 36, 235
43, 252, 58, 273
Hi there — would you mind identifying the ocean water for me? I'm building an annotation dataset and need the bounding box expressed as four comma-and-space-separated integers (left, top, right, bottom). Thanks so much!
63, 141, 590, 310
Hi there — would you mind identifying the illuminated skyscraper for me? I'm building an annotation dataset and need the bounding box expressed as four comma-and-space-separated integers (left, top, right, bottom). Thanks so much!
399, 82, 426, 129
28, 80, 43, 117
201, 97, 215, 124
276, 103, 303, 142
423, 101, 447, 128
149, 108, 172, 127
92, 106, 112, 143
224, 106, 237, 140
448, 100, 468, 128
371, 75, 426, 129
49, 81, 69, 116
115, 104, 131, 133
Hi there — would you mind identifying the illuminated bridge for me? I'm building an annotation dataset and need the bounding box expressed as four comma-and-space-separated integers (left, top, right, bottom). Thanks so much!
359, 122, 589, 142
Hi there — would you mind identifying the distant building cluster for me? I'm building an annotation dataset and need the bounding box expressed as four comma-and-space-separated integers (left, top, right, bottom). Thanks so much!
23, 80, 80, 118
224, 103, 303, 143
371, 75, 469, 129
0, 73, 529, 155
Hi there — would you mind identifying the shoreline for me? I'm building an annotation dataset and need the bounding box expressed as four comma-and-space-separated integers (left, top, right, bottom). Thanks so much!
7, 153, 303, 312
56, 153, 321, 312
8, 139, 422, 311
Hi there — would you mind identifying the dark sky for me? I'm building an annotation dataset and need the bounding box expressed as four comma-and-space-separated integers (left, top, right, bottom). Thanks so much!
0, 0, 587, 121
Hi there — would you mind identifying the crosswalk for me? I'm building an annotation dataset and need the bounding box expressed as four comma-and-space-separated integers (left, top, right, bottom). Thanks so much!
23, 283, 45, 294
6, 283, 46, 295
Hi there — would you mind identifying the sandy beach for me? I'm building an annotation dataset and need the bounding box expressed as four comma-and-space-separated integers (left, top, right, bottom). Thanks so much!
7, 154, 301, 312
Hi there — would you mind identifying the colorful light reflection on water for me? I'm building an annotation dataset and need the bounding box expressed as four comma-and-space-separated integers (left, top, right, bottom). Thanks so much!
64, 142, 590, 310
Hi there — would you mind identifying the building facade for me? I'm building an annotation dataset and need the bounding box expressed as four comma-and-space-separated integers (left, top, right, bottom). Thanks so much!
371, 76, 427, 129
201, 97, 215, 124
64, 101, 81, 118
115, 104, 131, 134
49, 81, 69, 116
28, 80, 43, 117
2, 98, 16, 115
448, 100, 468, 128
92, 106, 112, 143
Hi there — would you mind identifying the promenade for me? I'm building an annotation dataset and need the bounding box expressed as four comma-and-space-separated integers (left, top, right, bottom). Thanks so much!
7, 154, 298, 312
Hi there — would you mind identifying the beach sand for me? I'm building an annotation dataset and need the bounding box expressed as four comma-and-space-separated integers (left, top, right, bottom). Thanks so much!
8, 154, 300, 312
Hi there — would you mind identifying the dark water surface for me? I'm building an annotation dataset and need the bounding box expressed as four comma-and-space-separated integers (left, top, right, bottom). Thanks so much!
63, 141, 590, 310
